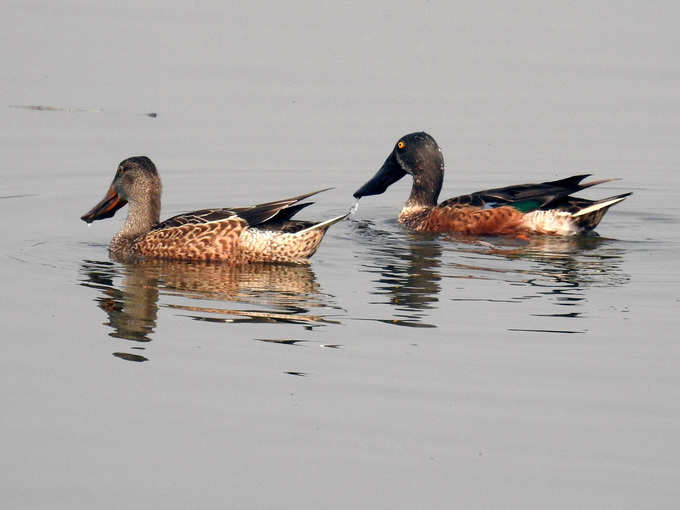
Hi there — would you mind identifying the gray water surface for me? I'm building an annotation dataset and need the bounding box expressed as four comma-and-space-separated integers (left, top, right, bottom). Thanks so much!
2, 2, 679, 509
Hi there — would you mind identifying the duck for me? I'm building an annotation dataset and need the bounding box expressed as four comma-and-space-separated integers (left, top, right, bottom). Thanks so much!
353, 132, 631, 236
81, 156, 346, 263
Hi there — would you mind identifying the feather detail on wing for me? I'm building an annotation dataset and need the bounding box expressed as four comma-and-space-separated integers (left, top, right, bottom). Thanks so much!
151, 188, 332, 231
438, 174, 617, 211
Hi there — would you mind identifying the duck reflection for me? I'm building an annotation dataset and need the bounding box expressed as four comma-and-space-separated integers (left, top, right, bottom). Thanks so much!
80, 260, 156, 347
352, 219, 443, 327
479, 234, 630, 288
485, 234, 630, 334
79, 259, 329, 361
352, 219, 630, 328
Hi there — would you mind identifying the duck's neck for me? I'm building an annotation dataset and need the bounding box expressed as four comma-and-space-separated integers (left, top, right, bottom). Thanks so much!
117, 195, 161, 240
405, 165, 444, 209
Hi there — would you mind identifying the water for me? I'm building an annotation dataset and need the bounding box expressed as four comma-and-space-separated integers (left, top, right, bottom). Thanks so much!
2, 2, 680, 508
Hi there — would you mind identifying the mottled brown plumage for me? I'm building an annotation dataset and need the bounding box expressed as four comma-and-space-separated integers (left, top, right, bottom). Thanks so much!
81, 156, 346, 263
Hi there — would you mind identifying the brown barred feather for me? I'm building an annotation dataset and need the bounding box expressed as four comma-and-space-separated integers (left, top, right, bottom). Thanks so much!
402, 206, 526, 235
133, 218, 246, 262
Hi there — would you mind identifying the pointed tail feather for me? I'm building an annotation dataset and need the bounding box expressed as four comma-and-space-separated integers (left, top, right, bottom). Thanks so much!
297, 212, 349, 234
252, 187, 334, 209
238, 188, 334, 226
283, 212, 348, 262
546, 174, 624, 193
571, 192, 632, 231
578, 177, 620, 190
572, 192, 632, 218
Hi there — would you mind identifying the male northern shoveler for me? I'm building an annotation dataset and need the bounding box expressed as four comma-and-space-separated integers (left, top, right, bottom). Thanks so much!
353, 132, 631, 236
81, 156, 346, 263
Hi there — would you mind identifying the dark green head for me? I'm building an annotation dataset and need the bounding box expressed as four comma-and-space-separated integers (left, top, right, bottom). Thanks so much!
354, 132, 445, 206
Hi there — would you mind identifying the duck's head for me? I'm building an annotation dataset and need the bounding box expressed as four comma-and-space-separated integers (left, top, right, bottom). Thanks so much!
81, 156, 161, 223
353, 132, 444, 206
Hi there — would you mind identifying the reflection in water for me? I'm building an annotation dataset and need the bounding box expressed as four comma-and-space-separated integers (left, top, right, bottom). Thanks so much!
352, 219, 630, 331
498, 235, 629, 334
79, 259, 336, 361
80, 259, 157, 344
497, 235, 631, 287
352, 220, 442, 327
0, 193, 38, 200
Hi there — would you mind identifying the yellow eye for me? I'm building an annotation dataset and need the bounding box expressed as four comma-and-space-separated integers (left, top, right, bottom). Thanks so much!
397, 141, 405, 149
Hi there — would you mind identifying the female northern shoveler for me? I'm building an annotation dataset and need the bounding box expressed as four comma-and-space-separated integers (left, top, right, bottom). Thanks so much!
353, 132, 631, 236
81, 156, 346, 263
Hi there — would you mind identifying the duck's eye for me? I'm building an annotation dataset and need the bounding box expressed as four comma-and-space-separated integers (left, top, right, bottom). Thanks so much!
397, 141, 405, 150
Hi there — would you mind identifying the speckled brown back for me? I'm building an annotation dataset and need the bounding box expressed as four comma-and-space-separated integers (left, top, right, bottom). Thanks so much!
126, 216, 331, 264
134, 217, 248, 262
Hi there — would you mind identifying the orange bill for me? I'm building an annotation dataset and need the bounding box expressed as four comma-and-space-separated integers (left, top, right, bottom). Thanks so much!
81, 185, 128, 223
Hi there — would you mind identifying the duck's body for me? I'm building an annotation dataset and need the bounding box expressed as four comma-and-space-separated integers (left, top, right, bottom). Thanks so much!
354, 132, 631, 236
81, 157, 345, 263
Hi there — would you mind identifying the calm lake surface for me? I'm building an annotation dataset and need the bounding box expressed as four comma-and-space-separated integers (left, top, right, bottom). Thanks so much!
2, 2, 679, 508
